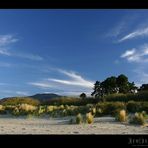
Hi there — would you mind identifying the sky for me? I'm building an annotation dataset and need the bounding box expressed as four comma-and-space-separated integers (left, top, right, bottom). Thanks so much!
0, 9, 148, 98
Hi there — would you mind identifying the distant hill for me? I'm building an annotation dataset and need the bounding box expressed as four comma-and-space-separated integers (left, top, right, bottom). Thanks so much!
0, 93, 63, 105
0, 97, 40, 106
30, 93, 62, 101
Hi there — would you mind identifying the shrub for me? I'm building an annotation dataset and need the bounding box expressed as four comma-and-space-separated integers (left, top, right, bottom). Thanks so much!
1, 97, 40, 106
96, 108, 103, 117
12, 107, 20, 116
129, 112, 145, 125
37, 106, 46, 116
107, 102, 126, 116
85, 112, 94, 124
76, 113, 83, 124
91, 107, 96, 116
127, 101, 142, 113
0, 105, 6, 114
96, 102, 126, 116
141, 111, 147, 118
19, 104, 37, 112
43, 97, 98, 106
104, 91, 148, 102
115, 110, 127, 122
140, 102, 148, 113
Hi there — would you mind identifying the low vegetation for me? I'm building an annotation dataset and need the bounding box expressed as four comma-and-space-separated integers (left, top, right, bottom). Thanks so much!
115, 110, 127, 122
129, 112, 146, 125
0, 74, 148, 127
86, 112, 94, 124
76, 113, 83, 124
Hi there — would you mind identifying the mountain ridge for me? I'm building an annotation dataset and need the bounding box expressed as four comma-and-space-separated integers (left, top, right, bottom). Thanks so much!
0, 93, 63, 102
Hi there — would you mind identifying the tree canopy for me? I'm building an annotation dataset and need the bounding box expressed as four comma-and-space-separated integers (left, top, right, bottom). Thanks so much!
80, 93, 87, 99
139, 84, 148, 91
91, 74, 138, 99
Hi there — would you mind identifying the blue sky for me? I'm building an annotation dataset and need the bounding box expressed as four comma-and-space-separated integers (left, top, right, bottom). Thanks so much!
0, 9, 148, 98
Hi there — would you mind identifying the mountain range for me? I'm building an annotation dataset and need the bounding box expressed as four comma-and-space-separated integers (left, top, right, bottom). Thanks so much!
0, 93, 63, 103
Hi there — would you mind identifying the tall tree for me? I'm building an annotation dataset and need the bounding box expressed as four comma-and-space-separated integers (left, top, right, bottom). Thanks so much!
101, 76, 118, 94
91, 74, 137, 99
116, 74, 129, 93
91, 81, 105, 98
80, 93, 86, 99
139, 84, 148, 91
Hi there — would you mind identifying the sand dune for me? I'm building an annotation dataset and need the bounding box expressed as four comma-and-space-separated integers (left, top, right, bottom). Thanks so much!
0, 115, 147, 134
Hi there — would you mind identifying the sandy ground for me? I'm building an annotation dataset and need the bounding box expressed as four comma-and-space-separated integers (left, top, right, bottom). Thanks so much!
0, 115, 147, 134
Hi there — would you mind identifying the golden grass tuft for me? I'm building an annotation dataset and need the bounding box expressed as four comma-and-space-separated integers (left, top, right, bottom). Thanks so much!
19, 104, 37, 112
117, 110, 127, 122
76, 113, 83, 124
86, 112, 94, 124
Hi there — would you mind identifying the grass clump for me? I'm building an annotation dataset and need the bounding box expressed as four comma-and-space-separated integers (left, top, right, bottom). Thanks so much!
129, 112, 146, 125
0, 105, 6, 114
115, 110, 127, 122
86, 112, 94, 124
76, 113, 83, 124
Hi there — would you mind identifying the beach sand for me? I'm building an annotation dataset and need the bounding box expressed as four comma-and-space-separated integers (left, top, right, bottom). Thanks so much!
0, 115, 147, 134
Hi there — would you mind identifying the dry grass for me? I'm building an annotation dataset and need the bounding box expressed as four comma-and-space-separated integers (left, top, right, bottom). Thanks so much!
19, 104, 37, 112
76, 113, 83, 124
86, 112, 94, 124
117, 110, 127, 122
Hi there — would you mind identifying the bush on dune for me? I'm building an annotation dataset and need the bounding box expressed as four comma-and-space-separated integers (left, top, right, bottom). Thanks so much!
115, 110, 127, 122
76, 113, 83, 124
0, 105, 6, 114
129, 112, 146, 125
104, 91, 148, 102
85, 112, 94, 124
1, 97, 40, 106
95, 102, 126, 116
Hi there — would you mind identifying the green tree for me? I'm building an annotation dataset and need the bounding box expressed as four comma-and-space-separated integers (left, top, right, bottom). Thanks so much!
116, 74, 129, 93
139, 84, 148, 91
91, 81, 105, 99
129, 82, 138, 93
91, 74, 137, 99
101, 76, 118, 95
80, 93, 86, 99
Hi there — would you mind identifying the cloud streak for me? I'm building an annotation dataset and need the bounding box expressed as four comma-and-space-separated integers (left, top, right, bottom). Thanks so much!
29, 68, 94, 96
119, 27, 148, 42
15, 53, 43, 61
48, 69, 94, 88
28, 82, 52, 88
0, 35, 18, 46
0, 34, 43, 61
121, 44, 148, 63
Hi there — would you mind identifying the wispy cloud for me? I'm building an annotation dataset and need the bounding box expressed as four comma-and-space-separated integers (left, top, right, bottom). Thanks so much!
15, 53, 43, 61
0, 48, 11, 56
28, 82, 52, 89
15, 91, 29, 96
132, 68, 148, 86
121, 44, 148, 63
119, 27, 148, 42
0, 34, 43, 61
0, 90, 29, 98
29, 68, 94, 96
106, 13, 139, 38
121, 49, 136, 58
121, 44, 148, 86
107, 20, 127, 38
0, 35, 18, 46
48, 69, 94, 88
